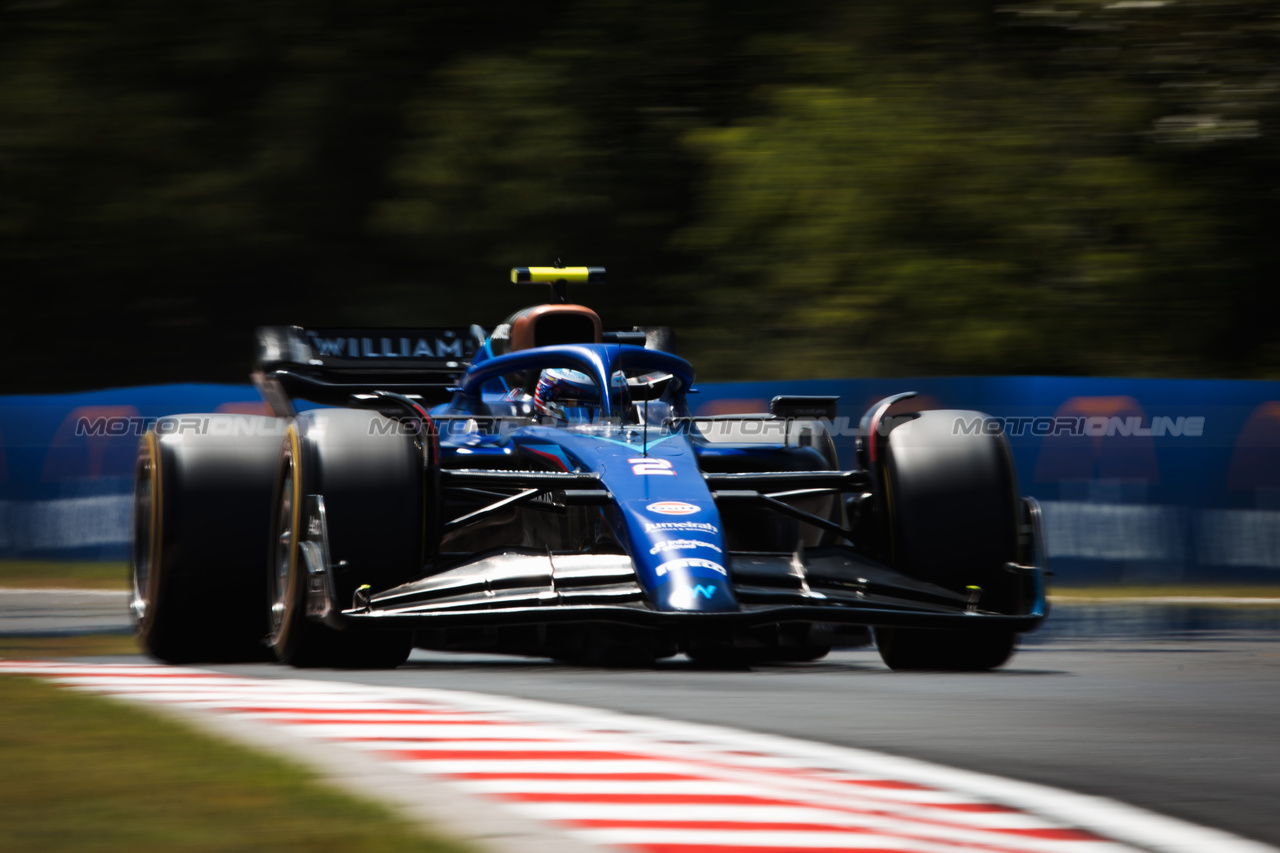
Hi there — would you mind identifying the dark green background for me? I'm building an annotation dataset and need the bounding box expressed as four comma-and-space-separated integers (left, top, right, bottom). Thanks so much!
3, 0, 1277, 391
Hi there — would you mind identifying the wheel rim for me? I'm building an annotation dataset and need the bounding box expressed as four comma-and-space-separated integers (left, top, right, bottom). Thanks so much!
270, 460, 294, 637
129, 452, 152, 626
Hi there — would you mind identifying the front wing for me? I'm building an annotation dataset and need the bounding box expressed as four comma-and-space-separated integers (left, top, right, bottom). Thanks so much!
335, 547, 1045, 634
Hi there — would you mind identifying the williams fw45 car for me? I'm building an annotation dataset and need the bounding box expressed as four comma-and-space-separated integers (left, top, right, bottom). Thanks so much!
130, 266, 1047, 671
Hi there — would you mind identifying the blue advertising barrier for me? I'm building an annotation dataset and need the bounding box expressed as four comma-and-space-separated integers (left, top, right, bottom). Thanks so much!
2, 377, 1279, 585
0, 385, 270, 560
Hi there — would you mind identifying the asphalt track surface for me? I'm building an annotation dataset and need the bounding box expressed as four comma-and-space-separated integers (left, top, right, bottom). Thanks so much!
0, 587, 130, 634
3, 591, 1279, 848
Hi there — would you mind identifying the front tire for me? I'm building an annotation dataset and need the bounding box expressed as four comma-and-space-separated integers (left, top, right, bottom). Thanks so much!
873, 409, 1021, 671
267, 409, 427, 668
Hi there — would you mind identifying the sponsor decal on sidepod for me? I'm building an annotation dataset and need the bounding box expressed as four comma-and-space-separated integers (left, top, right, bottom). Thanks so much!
646, 501, 700, 516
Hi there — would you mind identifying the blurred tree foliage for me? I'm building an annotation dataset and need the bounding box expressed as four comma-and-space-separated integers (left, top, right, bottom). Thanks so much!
1, 0, 1278, 390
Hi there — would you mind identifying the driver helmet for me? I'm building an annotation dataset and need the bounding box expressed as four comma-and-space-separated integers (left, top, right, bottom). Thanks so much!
533, 368, 625, 423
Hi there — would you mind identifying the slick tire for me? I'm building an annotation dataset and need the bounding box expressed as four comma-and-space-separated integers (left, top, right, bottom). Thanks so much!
874, 409, 1020, 671
267, 409, 427, 669
131, 415, 284, 664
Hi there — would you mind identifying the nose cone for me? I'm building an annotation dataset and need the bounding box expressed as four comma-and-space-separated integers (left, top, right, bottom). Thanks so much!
620, 499, 738, 612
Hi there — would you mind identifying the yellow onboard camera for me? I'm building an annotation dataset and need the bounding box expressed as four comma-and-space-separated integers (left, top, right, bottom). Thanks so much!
511, 265, 605, 303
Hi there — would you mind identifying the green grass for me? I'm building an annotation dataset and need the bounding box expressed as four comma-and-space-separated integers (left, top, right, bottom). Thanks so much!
0, 633, 142, 658
0, 560, 129, 590
0, 675, 475, 853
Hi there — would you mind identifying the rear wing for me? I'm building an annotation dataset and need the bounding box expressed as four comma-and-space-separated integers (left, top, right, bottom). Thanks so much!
255, 325, 486, 416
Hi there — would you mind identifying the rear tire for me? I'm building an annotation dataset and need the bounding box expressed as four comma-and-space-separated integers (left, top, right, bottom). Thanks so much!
131, 415, 283, 663
873, 409, 1020, 671
267, 409, 426, 668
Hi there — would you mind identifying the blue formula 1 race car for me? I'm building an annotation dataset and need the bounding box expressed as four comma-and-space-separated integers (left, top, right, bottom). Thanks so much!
130, 266, 1047, 670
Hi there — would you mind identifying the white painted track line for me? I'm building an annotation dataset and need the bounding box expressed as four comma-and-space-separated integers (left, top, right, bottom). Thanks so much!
2, 660, 1275, 853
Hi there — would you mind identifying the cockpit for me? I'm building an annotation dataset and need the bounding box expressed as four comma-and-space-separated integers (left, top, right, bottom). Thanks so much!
482, 361, 677, 427
457, 342, 691, 431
